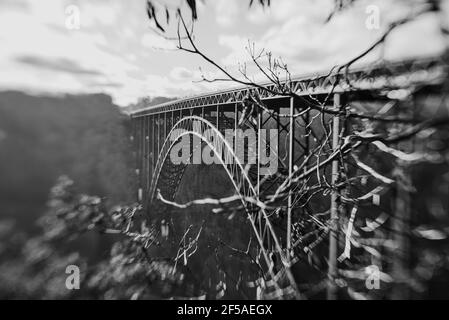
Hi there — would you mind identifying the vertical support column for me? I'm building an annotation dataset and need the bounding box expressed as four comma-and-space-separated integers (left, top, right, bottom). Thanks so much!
152, 115, 156, 173
276, 113, 280, 171
257, 111, 262, 194
138, 117, 144, 202
234, 103, 238, 156
143, 117, 147, 200
147, 116, 152, 193
131, 117, 136, 168
148, 115, 153, 185
391, 165, 411, 299
304, 110, 310, 163
144, 116, 149, 195
391, 97, 413, 299
134, 117, 141, 202
257, 109, 262, 236
157, 113, 160, 159
390, 97, 412, 299
164, 112, 167, 141
216, 105, 220, 130
287, 97, 294, 254
327, 93, 341, 300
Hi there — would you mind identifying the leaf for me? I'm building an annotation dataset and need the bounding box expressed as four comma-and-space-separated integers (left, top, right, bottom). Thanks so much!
414, 227, 447, 240
165, 7, 170, 25
372, 193, 380, 206
186, 0, 197, 20
249, 0, 270, 7
146, 1, 165, 32
146, 1, 153, 19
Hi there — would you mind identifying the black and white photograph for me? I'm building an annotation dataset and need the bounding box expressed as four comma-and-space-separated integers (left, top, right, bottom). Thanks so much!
0, 0, 449, 304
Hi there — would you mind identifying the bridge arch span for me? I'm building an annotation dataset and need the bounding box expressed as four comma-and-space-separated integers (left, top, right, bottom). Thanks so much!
148, 116, 298, 294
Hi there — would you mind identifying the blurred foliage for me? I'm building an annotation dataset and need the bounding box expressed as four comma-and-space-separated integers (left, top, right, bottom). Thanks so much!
0, 176, 187, 299
0, 91, 135, 234
145, 0, 270, 32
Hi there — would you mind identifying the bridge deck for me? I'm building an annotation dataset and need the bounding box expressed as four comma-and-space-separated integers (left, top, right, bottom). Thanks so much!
130, 56, 447, 117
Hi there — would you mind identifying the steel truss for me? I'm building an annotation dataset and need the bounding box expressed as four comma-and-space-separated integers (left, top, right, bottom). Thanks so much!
130, 56, 448, 298
131, 57, 446, 118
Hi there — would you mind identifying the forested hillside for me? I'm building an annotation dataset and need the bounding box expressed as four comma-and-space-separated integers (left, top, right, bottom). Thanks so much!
0, 91, 135, 233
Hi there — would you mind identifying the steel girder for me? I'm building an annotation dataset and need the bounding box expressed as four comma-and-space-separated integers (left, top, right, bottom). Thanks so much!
130, 57, 446, 118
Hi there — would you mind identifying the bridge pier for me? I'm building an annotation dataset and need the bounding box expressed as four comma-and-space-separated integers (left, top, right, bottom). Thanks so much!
327, 93, 342, 300
287, 96, 295, 255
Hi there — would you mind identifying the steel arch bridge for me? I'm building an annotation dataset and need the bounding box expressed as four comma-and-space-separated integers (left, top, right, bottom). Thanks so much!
129, 57, 447, 298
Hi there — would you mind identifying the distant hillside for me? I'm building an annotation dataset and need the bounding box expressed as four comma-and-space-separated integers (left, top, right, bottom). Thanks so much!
124, 96, 177, 114
0, 91, 135, 232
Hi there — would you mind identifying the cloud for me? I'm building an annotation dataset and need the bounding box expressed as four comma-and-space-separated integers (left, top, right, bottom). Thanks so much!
0, 0, 447, 107
247, 0, 332, 25
78, 1, 122, 27
88, 80, 123, 88
0, 0, 150, 106
217, 34, 256, 69
170, 67, 194, 81
141, 33, 176, 50
219, 0, 448, 77
16, 55, 104, 76
214, 0, 240, 28
0, 0, 29, 10
219, 0, 370, 73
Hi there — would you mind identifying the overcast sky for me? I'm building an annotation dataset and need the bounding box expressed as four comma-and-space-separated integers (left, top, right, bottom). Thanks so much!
0, 0, 447, 106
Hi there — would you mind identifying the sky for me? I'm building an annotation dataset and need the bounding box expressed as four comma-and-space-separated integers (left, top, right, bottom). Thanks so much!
0, 0, 447, 106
